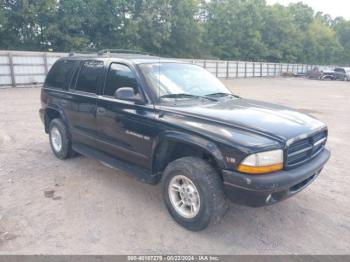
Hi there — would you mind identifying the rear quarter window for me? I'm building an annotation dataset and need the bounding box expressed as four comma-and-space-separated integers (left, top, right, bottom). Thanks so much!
45, 60, 80, 89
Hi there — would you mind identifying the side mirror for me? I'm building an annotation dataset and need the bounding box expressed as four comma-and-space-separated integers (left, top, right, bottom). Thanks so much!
114, 87, 144, 104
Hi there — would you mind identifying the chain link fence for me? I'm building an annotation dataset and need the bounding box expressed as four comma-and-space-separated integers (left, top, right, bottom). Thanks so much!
0, 50, 335, 88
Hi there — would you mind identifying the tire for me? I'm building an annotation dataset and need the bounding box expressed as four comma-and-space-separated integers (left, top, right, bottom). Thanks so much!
48, 118, 75, 159
161, 157, 228, 231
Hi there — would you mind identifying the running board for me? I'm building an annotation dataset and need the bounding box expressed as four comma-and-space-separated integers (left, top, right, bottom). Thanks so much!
72, 143, 159, 185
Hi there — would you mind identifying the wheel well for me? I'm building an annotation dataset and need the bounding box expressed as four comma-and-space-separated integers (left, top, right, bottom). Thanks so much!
153, 140, 221, 179
44, 108, 61, 133
322, 75, 333, 79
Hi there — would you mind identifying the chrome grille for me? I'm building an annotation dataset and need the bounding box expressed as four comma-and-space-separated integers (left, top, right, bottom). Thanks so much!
286, 130, 327, 168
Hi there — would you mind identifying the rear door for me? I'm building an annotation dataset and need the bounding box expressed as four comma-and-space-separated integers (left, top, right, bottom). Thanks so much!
69, 60, 105, 147
95, 63, 157, 169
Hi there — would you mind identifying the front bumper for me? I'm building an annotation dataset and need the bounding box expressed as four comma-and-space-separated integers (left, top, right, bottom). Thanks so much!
222, 149, 330, 207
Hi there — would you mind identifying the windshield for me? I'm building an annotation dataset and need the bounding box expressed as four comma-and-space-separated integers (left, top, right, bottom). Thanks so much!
139, 63, 231, 100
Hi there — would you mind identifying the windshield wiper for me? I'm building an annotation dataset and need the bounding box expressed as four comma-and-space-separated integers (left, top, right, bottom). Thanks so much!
160, 93, 217, 101
205, 92, 240, 98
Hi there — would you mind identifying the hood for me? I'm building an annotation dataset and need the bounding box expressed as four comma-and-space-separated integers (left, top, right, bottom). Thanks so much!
162, 98, 326, 142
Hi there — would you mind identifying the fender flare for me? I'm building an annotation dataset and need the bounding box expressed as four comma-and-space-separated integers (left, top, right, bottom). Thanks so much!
151, 131, 226, 173
43, 105, 70, 133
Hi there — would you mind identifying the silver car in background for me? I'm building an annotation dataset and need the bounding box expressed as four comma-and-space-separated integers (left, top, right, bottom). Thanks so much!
334, 67, 350, 81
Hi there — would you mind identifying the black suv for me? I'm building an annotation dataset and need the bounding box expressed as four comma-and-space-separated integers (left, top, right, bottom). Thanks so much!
40, 51, 330, 231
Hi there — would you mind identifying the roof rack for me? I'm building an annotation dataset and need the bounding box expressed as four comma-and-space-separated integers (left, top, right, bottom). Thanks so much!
68, 50, 97, 57
67, 49, 153, 57
97, 49, 151, 56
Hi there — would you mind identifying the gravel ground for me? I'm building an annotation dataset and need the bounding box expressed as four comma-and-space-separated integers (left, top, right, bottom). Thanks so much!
0, 78, 349, 254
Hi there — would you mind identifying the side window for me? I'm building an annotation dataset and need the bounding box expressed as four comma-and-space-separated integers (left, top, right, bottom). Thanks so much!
75, 60, 104, 94
45, 60, 79, 89
335, 68, 345, 73
104, 63, 138, 97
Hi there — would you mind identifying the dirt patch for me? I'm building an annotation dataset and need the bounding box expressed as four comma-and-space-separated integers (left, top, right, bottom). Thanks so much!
0, 79, 349, 254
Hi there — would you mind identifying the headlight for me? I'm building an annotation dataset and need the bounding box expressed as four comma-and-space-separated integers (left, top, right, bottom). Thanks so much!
237, 149, 283, 174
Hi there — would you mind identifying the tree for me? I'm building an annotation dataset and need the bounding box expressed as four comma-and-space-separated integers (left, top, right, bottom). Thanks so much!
129, 0, 172, 54
0, 0, 349, 64
261, 4, 303, 62
205, 0, 266, 60
288, 2, 314, 31
333, 17, 350, 64
1, 0, 57, 50
163, 0, 203, 58
0, 1, 9, 47
303, 17, 343, 64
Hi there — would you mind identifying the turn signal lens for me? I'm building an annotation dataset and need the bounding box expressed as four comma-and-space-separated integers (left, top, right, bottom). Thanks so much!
238, 149, 283, 174
238, 163, 283, 174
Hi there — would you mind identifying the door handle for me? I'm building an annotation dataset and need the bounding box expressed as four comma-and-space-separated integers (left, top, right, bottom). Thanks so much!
96, 107, 106, 115
60, 100, 68, 106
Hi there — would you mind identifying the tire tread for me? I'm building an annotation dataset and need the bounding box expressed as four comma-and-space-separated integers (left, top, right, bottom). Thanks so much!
162, 156, 228, 231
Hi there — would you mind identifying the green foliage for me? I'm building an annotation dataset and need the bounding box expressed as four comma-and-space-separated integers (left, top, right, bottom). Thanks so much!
261, 4, 303, 62
206, 0, 266, 60
163, 0, 203, 58
0, 0, 349, 65
332, 18, 350, 64
303, 17, 343, 64
131, 0, 172, 53
288, 2, 314, 30
1, 0, 57, 50
0, 2, 7, 47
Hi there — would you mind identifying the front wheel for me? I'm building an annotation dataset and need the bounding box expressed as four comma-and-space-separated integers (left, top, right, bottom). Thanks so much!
161, 157, 228, 231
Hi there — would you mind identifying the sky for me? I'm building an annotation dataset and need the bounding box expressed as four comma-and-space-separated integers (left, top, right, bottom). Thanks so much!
266, 0, 350, 20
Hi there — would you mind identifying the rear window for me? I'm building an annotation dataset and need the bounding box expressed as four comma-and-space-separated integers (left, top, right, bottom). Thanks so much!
335, 68, 345, 73
45, 60, 80, 89
75, 60, 104, 94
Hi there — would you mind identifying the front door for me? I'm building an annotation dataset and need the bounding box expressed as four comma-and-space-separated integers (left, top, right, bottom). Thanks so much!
95, 63, 157, 169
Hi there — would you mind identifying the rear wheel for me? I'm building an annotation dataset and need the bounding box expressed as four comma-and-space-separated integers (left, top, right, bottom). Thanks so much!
49, 118, 75, 159
161, 157, 228, 231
